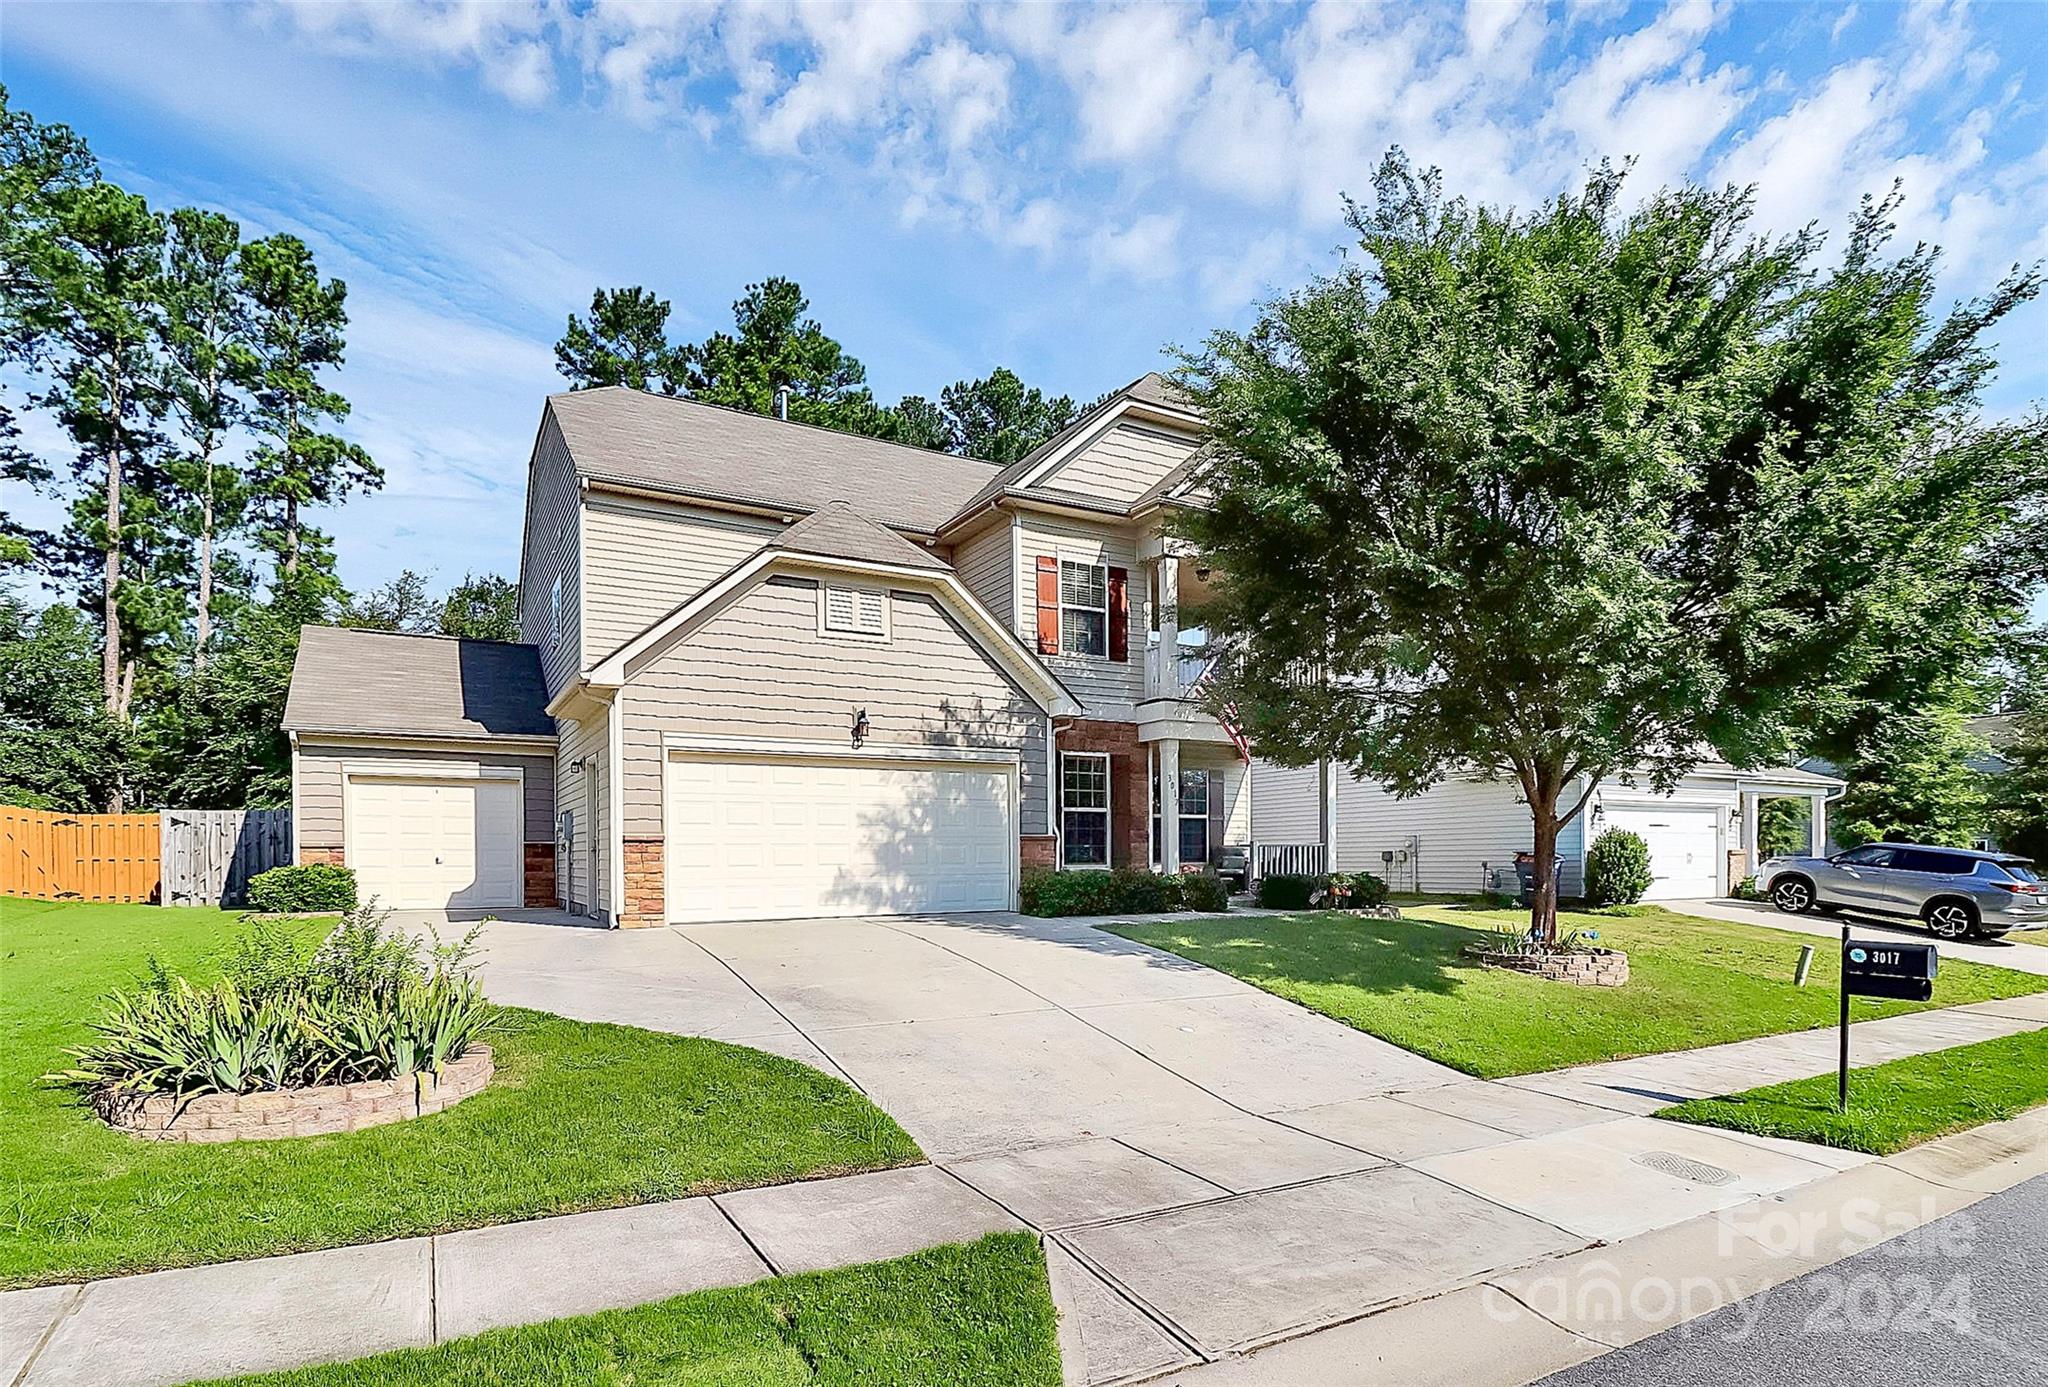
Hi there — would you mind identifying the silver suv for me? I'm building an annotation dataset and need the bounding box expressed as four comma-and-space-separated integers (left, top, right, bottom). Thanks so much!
1759, 843, 2047, 940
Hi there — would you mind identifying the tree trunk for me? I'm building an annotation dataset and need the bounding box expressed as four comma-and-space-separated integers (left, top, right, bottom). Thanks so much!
283, 493, 299, 578
194, 453, 215, 672
102, 372, 123, 717
1529, 802, 1561, 945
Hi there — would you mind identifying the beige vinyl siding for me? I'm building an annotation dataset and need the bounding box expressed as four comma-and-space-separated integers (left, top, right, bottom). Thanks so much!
295, 743, 555, 851
619, 576, 1049, 838
1038, 422, 1200, 508
1182, 745, 1250, 848
582, 495, 782, 662
518, 413, 582, 698
1250, 757, 1323, 845
1014, 514, 1145, 721
1334, 774, 1585, 895
951, 518, 1013, 632
554, 710, 610, 916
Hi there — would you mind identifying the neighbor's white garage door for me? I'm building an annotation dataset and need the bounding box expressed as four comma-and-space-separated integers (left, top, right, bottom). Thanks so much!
345, 775, 522, 910
665, 754, 1013, 922
1602, 803, 1721, 900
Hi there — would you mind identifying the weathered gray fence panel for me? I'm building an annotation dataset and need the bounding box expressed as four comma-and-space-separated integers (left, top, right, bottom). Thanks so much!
161, 809, 293, 907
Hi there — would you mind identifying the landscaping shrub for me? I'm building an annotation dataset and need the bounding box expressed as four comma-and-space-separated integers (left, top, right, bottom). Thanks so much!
1256, 873, 1318, 910
247, 863, 358, 914
1178, 871, 1231, 913
54, 906, 494, 1107
1585, 829, 1654, 906
1019, 868, 1226, 917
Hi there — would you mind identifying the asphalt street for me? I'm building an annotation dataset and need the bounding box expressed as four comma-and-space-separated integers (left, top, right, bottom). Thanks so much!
1537, 1173, 2048, 1386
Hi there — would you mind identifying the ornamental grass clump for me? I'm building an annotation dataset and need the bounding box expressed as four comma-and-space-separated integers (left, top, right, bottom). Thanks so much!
54, 906, 494, 1114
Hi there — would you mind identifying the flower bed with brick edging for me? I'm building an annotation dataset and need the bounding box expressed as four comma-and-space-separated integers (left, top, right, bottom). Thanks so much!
98, 1046, 493, 1143
1463, 946, 1630, 987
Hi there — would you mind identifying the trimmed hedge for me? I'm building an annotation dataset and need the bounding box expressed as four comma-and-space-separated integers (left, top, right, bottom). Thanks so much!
1255, 870, 1389, 911
1020, 868, 1231, 918
1585, 829, 1654, 906
247, 863, 359, 914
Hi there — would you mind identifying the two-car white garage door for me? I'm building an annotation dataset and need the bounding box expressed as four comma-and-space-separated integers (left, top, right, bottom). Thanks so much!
664, 754, 1014, 923
345, 775, 523, 910
1601, 803, 1722, 900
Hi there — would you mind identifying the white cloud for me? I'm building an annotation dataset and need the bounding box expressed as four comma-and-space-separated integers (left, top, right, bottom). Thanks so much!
1090, 213, 1181, 280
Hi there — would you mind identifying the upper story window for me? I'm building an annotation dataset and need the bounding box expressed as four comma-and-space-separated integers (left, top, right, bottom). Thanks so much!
1060, 560, 1107, 657
821, 584, 888, 640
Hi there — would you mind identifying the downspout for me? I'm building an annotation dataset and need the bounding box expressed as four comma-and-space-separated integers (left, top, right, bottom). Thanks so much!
607, 693, 625, 928
288, 730, 301, 864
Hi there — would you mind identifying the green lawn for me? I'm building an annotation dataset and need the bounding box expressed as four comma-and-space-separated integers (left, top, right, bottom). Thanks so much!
1112, 904, 2048, 1078
0, 898, 921, 1288
196, 1232, 1061, 1387
1659, 1027, 2048, 1153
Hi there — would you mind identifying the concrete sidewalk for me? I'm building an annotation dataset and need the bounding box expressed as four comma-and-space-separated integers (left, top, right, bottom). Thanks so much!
1151, 1102, 2048, 1385
0, 1165, 1021, 1387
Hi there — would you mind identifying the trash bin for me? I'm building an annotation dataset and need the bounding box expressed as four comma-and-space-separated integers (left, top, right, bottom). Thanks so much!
1512, 851, 1564, 907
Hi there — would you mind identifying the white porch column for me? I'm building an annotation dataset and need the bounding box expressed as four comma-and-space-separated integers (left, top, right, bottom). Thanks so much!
1810, 794, 1828, 855
1156, 555, 1180, 698
1740, 791, 1759, 869
1159, 737, 1181, 874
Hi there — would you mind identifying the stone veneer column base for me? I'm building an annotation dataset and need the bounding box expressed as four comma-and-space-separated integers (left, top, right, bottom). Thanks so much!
1019, 835, 1057, 871
298, 846, 345, 867
523, 842, 556, 908
620, 838, 665, 927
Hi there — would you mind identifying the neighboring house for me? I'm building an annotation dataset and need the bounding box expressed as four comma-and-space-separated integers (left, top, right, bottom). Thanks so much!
1253, 760, 1843, 901
285, 375, 1251, 924
282, 374, 1839, 920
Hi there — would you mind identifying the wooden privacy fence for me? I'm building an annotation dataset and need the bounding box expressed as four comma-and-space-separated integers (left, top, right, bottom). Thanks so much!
161, 809, 294, 907
1, 807, 162, 903
3, 806, 294, 906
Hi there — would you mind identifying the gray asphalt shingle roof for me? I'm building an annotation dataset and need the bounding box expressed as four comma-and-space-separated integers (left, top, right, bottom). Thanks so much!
547, 387, 1003, 534
768, 501, 950, 570
283, 626, 555, 740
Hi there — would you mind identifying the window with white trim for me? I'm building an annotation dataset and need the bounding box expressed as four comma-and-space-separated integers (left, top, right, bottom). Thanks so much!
821, 584, 888, 638
1059, 560, 1107, 657
1061, 752, 1111, 868
1152, 769, 1211, 865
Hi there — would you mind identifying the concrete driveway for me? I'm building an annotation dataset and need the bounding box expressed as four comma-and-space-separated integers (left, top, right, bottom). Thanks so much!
1667, 897, 2048, 978
407, 907, 1885, 1384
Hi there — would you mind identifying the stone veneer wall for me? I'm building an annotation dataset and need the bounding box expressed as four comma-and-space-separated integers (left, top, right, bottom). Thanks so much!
103, 1046, 493, 1143
621, 838, 664, 928
1467, 948, 1630, 987
298, 846, 345, 867
523, 842, 556, 908
1020, 835, 1057, 870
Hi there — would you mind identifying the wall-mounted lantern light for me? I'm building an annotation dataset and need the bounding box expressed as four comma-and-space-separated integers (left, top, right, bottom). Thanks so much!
851, 707, 871, 747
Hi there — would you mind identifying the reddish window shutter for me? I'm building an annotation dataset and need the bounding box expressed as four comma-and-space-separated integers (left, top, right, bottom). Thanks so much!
1035, 556, 1060, 655
1108, 566, 1129, 663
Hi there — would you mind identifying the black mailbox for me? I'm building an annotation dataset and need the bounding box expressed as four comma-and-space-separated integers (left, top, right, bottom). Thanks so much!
1843, 940, 1938, 1002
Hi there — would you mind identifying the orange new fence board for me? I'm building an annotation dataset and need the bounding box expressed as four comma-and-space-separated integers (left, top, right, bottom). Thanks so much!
1, 807, 162, 903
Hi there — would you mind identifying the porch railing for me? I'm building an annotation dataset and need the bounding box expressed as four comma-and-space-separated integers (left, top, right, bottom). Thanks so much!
1144, 640, 1216, 698
1251, 841, 1328, 881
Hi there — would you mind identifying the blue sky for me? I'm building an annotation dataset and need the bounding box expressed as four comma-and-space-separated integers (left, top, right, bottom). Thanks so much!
4, 0, 2045, 609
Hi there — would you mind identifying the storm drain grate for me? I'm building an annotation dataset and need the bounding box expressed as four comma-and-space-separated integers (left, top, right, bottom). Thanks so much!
1633, 1151, 1738, 1186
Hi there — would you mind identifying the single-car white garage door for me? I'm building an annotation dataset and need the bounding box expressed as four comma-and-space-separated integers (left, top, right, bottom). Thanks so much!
345, 775, 523, 910
1602, 803, 1721, 900
665, 754, 1014, 922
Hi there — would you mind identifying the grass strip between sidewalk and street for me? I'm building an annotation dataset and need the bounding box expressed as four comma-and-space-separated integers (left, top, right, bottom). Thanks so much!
192, 1233, 1062, 1387
1111, 904, 2047, 1078
0, 897, 922, 1288
1656, 1026, 2048, 1154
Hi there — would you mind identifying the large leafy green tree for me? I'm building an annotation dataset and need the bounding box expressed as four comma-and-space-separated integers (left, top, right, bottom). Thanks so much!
239, 233, 379, 591
1181, 152, 2046, 940
1833, 689, 1993, 847
160, 207, 252, 670
147, 588, 315, 809
682, 276, 885, 433
0, 597, 129, 811
1993, 695, 2048, 862
337, 568, 439, 632
439, 572, 518, 641
555, 286, 685, 394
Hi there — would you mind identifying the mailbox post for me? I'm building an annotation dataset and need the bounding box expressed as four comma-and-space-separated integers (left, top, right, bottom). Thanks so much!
1837, 925, 1939, 1110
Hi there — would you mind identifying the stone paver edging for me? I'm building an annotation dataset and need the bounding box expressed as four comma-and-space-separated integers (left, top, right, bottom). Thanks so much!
101, 1048, 493, 1143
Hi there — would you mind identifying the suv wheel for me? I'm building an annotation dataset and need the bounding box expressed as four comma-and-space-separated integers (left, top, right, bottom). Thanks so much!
1924, 898, 1978, 941
1771, 876, 1815, 913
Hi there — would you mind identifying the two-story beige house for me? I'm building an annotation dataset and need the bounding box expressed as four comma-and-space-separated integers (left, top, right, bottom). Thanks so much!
283, 374, 1266, 925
